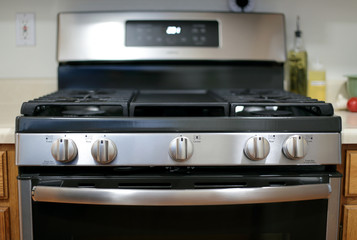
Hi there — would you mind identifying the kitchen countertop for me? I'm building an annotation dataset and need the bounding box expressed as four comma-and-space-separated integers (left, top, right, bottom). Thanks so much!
0, 103, 19, 144
0, 111, 357, 144
0, 126, 15, 144
335, 110, 357, 144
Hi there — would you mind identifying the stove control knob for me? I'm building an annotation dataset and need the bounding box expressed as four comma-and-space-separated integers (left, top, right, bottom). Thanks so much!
51, 138, 78, 163
244, 136, 270, 161
169, 136, 194, 161
91, 139, 117, 164
283, 135, 308, 160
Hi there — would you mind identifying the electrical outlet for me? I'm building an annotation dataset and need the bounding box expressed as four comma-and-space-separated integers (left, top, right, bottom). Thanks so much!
16, 13, 36, 46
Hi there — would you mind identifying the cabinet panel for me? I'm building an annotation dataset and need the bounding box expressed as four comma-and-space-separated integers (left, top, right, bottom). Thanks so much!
0, 145, 19, 240
343, 205, 357, 240
345, 150, 357, 196
0, 151, 8, 199
0, 207, 10, 240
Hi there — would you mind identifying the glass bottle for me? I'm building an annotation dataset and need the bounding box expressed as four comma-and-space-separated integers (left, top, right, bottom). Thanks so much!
308, 58, 326, 101
288, 16, 308, 96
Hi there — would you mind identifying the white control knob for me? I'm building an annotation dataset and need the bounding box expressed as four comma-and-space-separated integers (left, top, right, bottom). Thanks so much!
244, 136, 270, 161
91, 139, 117, 164
283, 135, 308, 160
51, 138, 78, 163
169, 136, 194, 161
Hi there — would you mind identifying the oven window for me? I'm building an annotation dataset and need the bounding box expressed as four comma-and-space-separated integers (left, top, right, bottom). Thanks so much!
32, 200, 327, 240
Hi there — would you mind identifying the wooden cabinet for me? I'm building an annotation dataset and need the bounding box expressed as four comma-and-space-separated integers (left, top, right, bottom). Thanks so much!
0, 207, 10, 240
0, 145, 19, 240
343, 205, 357, 240
339, 145, 357, 240
345, 150, 357, 196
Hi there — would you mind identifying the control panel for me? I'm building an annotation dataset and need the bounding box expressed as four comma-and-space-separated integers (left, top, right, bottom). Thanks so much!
58, 12, 286, 62
17, 132, 340, 166
126, 20, 219, 47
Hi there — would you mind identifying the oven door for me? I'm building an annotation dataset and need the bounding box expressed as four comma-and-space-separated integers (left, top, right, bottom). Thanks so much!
18, 169, 340, 240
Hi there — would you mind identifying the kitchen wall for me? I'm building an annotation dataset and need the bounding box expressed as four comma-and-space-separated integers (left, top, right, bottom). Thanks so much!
0, 0, 357, 122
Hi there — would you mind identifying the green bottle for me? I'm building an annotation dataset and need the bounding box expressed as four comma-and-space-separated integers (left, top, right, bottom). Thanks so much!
288, 16, 308, 96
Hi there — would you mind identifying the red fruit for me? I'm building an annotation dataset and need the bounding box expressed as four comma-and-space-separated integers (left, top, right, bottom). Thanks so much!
347, 97, 357, 112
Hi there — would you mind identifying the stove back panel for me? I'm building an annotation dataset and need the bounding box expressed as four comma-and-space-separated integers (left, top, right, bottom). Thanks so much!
58, 61, 284, 90
57, 12, 286, 90
57, 12, 286, 62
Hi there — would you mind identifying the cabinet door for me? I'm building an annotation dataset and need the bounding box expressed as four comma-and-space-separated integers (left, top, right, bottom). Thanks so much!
343, 205, 357, 240
0, 145, 19, 240
0, 151, 8, 200
0, 207, 10, 240
345, 150, 357, 196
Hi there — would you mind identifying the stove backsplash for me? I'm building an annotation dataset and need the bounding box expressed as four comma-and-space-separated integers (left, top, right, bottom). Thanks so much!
57, 11, 286, 90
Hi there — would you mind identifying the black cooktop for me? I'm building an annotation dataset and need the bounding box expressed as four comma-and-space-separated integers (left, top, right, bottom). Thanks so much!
20, 89, 334, 117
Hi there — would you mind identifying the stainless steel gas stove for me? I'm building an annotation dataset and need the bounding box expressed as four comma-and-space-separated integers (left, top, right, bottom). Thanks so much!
17, 88, 340, 166
16, 11, 341, 240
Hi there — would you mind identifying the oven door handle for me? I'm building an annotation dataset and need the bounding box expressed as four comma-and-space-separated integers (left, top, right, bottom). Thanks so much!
32, 184, 331, 206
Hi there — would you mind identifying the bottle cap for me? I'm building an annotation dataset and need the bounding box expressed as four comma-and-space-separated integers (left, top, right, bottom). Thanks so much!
295, 16, 302, 37
311, 58, 324, 71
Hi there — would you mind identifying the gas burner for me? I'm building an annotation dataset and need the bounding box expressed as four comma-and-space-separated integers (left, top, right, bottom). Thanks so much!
21, 89, 134, 117
61, 106, 106, 116
218, 89, 316, 103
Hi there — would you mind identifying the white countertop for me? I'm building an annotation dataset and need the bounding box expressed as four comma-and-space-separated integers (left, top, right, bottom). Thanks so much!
1, 110, 356, 145
0, 127, 15, 143
335, 110, 357, 144
0, 103, 19, 144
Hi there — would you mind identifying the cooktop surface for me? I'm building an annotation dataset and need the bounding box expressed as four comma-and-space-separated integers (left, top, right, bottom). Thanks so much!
20, 89, 334, 117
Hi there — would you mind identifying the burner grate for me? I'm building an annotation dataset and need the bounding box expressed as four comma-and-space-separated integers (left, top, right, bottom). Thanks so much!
213, 89, 334, 117
21, 89, 134, 117
20, 89, 335, 117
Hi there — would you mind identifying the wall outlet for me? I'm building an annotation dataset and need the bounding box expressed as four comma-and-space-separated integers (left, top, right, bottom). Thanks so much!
16, 13, 36, 46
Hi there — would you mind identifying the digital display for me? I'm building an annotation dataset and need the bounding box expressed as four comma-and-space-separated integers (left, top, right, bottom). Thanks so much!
126, 20, 219, 47
166, 26, 182, 35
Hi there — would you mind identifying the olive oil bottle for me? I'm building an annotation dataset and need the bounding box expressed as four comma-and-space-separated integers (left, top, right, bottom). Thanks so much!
308, 59, 326, 101
288, 16, 308, 96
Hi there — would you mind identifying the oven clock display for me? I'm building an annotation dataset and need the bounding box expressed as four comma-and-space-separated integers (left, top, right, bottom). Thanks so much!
126, 20, 219, 47
166, 26, 181, 35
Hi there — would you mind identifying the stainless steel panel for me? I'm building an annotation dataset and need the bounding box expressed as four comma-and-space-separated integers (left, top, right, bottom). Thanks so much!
32, 184, 331, 206
57, 12, 286, 62
18, 180, 33, 240
16, 132, 341, 166
326, 177, 341, 240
